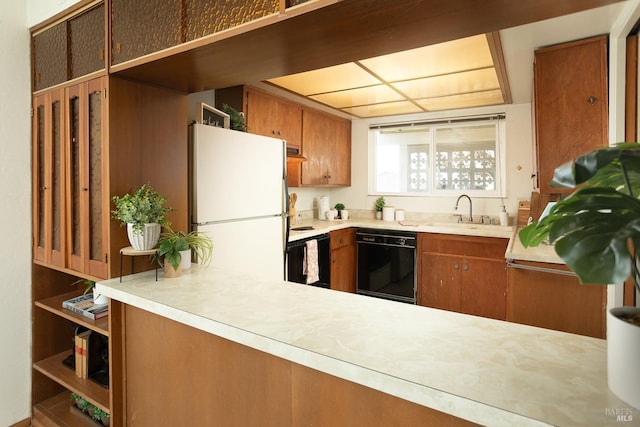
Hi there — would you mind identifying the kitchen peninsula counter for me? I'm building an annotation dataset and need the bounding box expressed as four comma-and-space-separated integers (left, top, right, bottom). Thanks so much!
96, 266, 633, 426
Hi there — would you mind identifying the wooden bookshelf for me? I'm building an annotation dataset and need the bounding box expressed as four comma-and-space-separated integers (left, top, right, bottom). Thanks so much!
35, 291, 109, 337
33, 351, 110, 412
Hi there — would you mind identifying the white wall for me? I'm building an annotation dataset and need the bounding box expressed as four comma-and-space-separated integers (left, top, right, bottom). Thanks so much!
0, 3, 32, 425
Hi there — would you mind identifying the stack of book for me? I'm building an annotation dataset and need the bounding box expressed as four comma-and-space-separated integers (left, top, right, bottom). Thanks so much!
62, 294, 108, 320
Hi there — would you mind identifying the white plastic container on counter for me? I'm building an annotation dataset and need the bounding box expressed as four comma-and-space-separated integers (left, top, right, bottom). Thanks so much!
395, 209, 405, 221
382, 206, 395, 221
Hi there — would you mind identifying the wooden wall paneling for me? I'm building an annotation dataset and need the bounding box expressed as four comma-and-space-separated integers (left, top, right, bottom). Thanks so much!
108, 300, 126, 427
290, 362, 479, 426
107, 76, 188, 278
123, 305, 292, 425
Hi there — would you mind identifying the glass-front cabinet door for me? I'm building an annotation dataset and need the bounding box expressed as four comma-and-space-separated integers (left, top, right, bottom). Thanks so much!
32, 89, 66, 268
67, 77, 109, 279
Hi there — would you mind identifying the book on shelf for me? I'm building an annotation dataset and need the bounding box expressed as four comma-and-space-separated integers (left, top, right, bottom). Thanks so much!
75, 329, 91, 379
62, 293, 108, 320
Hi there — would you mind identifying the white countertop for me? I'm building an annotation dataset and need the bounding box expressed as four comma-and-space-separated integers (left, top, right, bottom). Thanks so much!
288, 217, 515, 241
504, 227, 564, 264
97, 265, 635, 427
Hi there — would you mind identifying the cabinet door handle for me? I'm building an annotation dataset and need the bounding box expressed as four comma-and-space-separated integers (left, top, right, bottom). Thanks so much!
454, 263, 460, 270
463, 264, 469, 271
587, 96, 598, 105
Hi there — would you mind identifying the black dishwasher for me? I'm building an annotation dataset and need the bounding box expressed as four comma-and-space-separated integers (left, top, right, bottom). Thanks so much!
356, 229, 416, 304
286, 233, 330, 288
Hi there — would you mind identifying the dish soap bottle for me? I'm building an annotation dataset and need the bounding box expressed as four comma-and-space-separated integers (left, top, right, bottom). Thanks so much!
499, 205, 508, 226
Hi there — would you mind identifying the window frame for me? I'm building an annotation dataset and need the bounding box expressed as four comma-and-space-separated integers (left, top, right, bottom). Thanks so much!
368, 114, 506, 198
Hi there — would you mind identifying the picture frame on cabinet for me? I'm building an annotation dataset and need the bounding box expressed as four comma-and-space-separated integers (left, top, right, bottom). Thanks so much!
199, 102, 230, 129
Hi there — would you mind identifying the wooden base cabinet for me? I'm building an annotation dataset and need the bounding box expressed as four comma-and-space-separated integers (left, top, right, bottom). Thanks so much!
506, 261, 606, 338
329, 228, 356, 293
417, 234, 508, 321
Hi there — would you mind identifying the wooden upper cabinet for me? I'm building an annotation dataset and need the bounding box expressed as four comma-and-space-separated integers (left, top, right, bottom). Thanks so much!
244, 88, 302, 153
111, 0, 279, 65
68, 3, 106, 79
301, 109, 351, 187
32, 23, 67, 91
32, 88, 66, 267
32, 2, 105, 92
184, 0, 279, 42
111, 0, 182, 65
534, 35, 608, 193
216, 85, 351, 188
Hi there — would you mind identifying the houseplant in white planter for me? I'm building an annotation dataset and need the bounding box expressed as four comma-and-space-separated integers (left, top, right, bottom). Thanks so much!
374, 196, 385, 219
112, 184, 172, 251
519, 143, 640, 409
157, 228, 213, 277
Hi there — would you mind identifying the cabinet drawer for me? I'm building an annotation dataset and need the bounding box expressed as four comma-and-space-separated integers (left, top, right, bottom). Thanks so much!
418, 233, 507, 259
330, 228, 355, 251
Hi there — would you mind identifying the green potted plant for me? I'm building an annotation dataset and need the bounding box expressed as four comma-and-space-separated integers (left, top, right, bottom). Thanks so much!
519, 143, 640, 410
221, 103, 248, 132
72, 278, 107, 305
158, 228, 213, 277
112, 184, 172, 251
374, 196, 385, 219
334, 203, 345, 219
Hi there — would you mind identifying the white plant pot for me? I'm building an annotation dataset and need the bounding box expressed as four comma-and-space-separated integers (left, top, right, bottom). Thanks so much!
179, 249, 192, 270
607, 307, 640, 410
93, 288, 108, 305
127, 223, 161, 251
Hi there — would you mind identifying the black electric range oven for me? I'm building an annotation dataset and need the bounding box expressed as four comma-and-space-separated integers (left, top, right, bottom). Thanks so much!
286, 233, 330, 288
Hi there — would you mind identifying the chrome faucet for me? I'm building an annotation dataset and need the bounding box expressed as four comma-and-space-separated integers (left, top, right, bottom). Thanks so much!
454, 194, 473, 223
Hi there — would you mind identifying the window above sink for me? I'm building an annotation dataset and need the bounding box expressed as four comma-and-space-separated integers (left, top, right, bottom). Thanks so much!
368, 114, 506, 197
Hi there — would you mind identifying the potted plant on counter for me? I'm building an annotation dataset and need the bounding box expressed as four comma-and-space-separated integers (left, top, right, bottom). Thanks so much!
519, 143, 640, 410
157, 228, 213, 278
374, 196, 385, 219
334, 203, 345, 219
112, 184, 172, 251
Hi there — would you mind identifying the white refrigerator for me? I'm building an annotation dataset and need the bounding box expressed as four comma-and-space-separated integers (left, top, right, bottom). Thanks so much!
190, 124, 288, 281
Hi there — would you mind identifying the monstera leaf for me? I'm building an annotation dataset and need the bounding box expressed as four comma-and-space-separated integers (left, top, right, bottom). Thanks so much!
519, 144, 640, 290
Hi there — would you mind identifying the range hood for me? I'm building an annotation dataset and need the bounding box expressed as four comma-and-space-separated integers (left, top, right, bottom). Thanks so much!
286, 147, 306, 162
